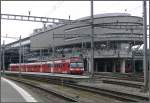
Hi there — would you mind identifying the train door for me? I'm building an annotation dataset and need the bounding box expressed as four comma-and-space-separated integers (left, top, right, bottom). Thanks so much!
43, 63, 47, 72
63, 62, 69, 73
51, 63, 54, 73
43, 63, 48, 72
47, 63, 52, 73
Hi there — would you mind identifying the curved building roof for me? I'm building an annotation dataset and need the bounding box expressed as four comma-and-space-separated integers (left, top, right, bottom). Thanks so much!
78, 13, 131, 20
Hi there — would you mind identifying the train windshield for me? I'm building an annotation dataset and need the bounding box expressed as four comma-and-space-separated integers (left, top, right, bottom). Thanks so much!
70, 62, 84, 68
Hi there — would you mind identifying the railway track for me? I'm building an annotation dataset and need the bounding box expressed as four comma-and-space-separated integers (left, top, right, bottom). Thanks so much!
101, 78, 143, 88
64, 83, 149, 102
4, 75, 149, 102
4, 76, 78, 102
94, 72, 144, 82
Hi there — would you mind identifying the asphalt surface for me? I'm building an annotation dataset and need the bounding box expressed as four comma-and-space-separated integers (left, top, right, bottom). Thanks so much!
1, 77, 26, 102
1, 77, 38, 102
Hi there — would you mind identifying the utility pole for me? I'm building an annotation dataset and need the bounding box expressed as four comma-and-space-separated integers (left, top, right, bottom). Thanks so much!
53, 32, 55, 58
19, 35, 22, 77
149, 1, 150, 93
2, 40, 5, 75
0, 31, 1, 76
40, 49, 42, 72
90, 0, 94, 78
52, 32, 55, 73
142, 0, 149, 92
22, 45, 25, 68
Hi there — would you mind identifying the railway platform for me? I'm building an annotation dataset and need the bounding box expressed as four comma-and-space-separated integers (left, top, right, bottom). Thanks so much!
1, 77, 37, 102
4, 71, 89, 80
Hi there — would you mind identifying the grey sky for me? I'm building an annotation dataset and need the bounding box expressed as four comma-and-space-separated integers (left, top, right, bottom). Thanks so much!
1, 1, 149, 46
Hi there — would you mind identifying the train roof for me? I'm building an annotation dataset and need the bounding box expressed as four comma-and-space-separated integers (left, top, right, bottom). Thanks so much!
77, 13, 131, 20
10, 57, 82, 66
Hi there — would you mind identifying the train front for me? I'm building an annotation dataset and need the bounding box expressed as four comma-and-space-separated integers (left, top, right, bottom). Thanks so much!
69, 57, 84, 74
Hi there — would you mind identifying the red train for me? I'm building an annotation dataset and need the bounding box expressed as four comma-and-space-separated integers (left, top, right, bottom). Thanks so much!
9, 57, 84, 75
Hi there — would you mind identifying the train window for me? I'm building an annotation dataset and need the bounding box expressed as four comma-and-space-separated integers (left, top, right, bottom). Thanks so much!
70, 63, 77, 68
48, 64, 51, 68
63, 64, 65, 67
77, 63, 84, 68
70, 62, 84, 68
54, 64, 57, 68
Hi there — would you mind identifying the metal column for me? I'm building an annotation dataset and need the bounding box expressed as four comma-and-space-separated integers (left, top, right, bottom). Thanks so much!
52, 32, 55, 73
142, 0, 149, 92
2, 40, 5, 75
40, 49, 42, 72
149, 0, 150, 94
19, 35, 22, 77
0, 30, 1, 76
90, 0, 94, 78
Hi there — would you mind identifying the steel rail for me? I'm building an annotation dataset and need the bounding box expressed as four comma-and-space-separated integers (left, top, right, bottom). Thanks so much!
5, 76, 78, 102
64, 83, 148, 102
4, 74, 149, 102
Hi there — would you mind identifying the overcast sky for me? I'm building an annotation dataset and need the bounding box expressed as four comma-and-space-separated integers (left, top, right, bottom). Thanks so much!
1, 1, 149, 46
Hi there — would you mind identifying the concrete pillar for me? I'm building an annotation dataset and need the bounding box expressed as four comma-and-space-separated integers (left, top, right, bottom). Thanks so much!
88, 58, 91, 73
121, 59, 126, 73
104, 63, 107, 72
132, 60, 135, 73
113, 62, 116, 72
95, 62, 98, 72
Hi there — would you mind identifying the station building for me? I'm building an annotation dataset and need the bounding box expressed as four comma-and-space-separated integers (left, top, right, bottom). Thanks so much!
4, 13, 145, 73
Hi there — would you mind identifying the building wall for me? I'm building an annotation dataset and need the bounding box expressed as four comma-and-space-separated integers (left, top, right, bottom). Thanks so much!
30, 25, 67, 50
30, 15, 143, 51
4, 13, 145, 73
